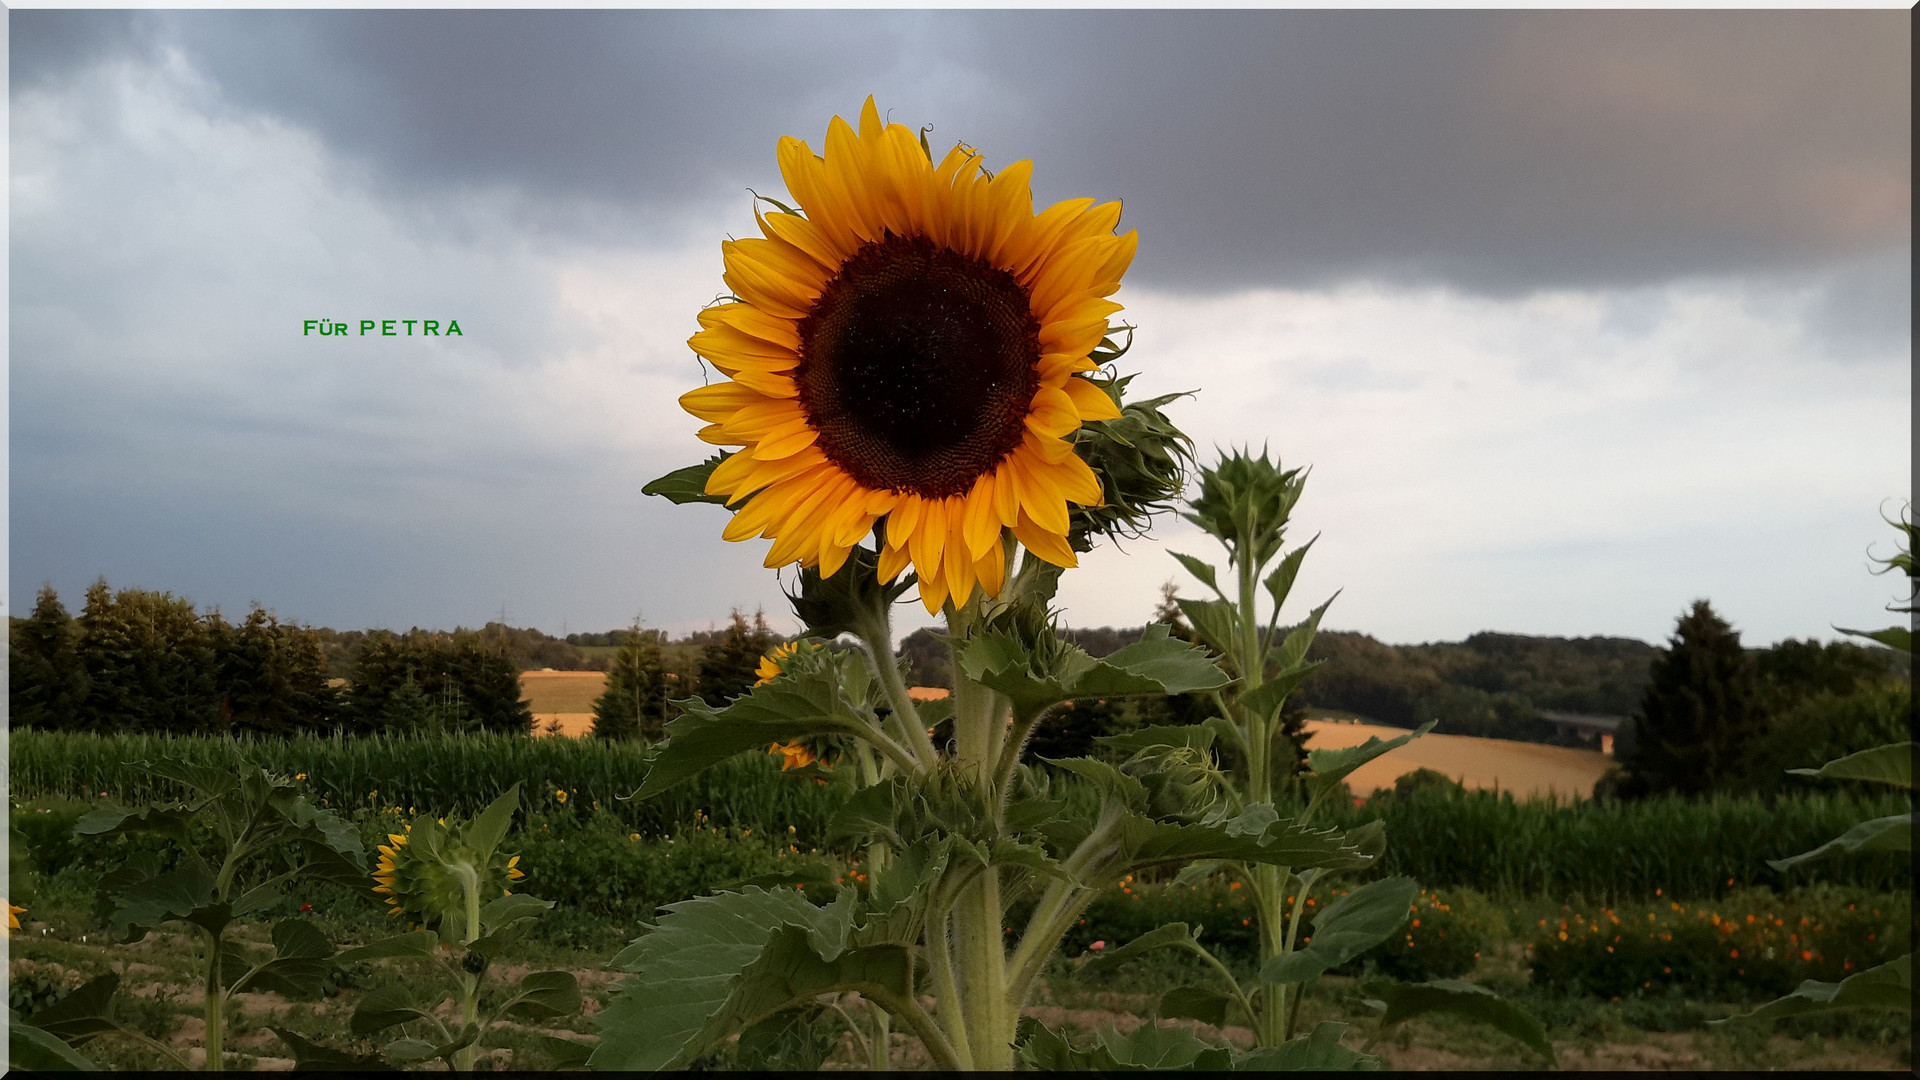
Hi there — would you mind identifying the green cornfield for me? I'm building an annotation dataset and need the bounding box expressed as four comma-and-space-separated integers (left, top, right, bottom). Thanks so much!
10, 730, 1907, 900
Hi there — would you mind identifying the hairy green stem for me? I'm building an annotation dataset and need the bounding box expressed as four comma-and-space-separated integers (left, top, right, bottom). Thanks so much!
864, 985, 965, 1073
854, 609, 939, 767
203, 929, 224, 1072
452, 863, 484, 1071
925, 903, 975, 1069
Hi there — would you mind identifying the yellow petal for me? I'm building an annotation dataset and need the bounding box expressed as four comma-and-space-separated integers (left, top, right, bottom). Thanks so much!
910, 497, 948, 583
1024, 385, 1080, 440
963, 473, 1002, 558
1064, 377, 1123, 422
681, 382, 771, 423
1014, 509, 1079, 569
699, 300, 802, 350
754, 416, 823, 460
975, 543, 1008, 598
877, 539, 912, 582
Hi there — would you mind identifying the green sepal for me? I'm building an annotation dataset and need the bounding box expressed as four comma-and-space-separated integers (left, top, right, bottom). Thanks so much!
464, 782, 523, 863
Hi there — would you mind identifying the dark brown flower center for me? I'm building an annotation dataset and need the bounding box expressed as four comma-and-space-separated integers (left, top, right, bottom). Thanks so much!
795, 235, 1040, 499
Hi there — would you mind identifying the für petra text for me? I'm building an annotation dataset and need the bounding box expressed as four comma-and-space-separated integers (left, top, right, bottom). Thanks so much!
304, 319, 464, 337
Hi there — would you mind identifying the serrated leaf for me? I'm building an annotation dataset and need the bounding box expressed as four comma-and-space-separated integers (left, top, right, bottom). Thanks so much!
1787, 742, 1914, 789
1175, 597, 1238, 657
336, 930, 438, 964
1234, 1020, 1379, 1070
1119, 812, 1373, 873
963, 624, 1228, 717
270, 1027, 395, 1071
1045, 757, 1148, 809
506, 971, 581, 1019
1372, 979, 1555, 1064
1099, 1023, 1235, 1070
1767, 813, 1913, 872
73, 803, 195, 841
351, 985, 435, 1038
1169, 551, 1224, 598
1160, 986, 1236, 1027
1095, 723, 1219, 754
106, 863, 225, 940
593, 887, 836, 1070
1306, 721, 1436, 797
1262, 877, 1417, 985
643, 454, 733, 506
1716, 953, 1911, 1022
10, 1013, 99, 1070
1262, 535, 1318, 615
1098, 626, 1233, 696
147, 758, 243, 798
636, 671, 869, 798
273, 793, 367, 863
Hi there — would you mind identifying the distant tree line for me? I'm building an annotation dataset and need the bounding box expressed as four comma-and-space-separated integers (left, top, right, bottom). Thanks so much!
11, 582, 533, 736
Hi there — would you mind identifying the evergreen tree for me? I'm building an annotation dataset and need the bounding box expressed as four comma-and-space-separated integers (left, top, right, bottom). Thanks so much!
1620, 600, 1763, 797
380, 675, 437, 733
76, 580, 221, 733
9, 586, 89, 730
217, 606, 340, 735
592, 620, 670, 742
696, 609, 780, 707
446, 637, 533, 734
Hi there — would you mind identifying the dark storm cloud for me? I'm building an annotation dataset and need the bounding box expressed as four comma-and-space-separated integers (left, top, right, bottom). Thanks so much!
14, 8, 1908, 293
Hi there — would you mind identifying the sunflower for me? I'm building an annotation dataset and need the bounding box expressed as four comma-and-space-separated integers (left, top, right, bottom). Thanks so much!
684, 97, 1131, 613
754, 638, 827, 685
373, 820, 526, 939
5, 899, 22, 935
769, 741, 819, 771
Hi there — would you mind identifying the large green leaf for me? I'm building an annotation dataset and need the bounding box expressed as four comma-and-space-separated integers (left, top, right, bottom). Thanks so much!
1080, 923, 1208, 977
72, 802, 195, 842
465, 783, 523, 863
642, 453, 732, 506
1235, 1020, 1379, 1071
1716, 953, 1912, 1023
531, 1033, 596, 1069
1262, 877, 1418, 985
1369, 979, 1555, 1064
961, 625, 1228, 717
9, 1013, 97, 1071
503, 971, 582, 1020
594, 887, 840, 1071
1095, 723, 1220, 754
1159, 986, 1237, 1027
1118, 811, 1374, 873
1787, 742, 1915, 789
635, 670, 870, 798
1271, 594, 1335, 673
1306, 721, 1436, 797
1174, 597, 1239, 658
270, 1028, 395, 1071
232, 919, 337, 999
1768, 813, 1913, 872
350, 985, 438, 1038
1016, 1018, 1235, 1071
19, 973, 123, 1044
1836, 625, 1912, 653
103, 862, 225, 941
335, 930, 438, 964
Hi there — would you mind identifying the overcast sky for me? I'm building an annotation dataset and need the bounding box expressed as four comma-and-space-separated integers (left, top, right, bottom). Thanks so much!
10, 9, 1912, 649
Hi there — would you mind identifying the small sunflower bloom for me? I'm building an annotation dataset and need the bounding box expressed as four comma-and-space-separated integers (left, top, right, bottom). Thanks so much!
771, 741, 819, 771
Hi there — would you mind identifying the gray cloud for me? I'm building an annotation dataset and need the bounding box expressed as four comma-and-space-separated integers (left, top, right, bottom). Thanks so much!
15, 9, 1907, 293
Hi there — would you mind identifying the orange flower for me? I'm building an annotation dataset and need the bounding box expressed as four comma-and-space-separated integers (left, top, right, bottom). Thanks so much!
770, 741, 818, 770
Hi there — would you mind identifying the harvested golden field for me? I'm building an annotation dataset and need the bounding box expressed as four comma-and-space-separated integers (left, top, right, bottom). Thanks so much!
523, 671, 605, 738
1303, 719, 1610, 800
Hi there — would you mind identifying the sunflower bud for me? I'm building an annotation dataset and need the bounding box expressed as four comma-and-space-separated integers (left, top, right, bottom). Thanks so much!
1070, 374, 1193, 553
1183, 449, 1306, 569
1125, 745, 1226, 820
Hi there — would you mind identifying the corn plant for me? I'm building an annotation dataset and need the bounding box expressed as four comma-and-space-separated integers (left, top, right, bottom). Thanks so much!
70, 762, 368, 1071
275, 784, 584, 1071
